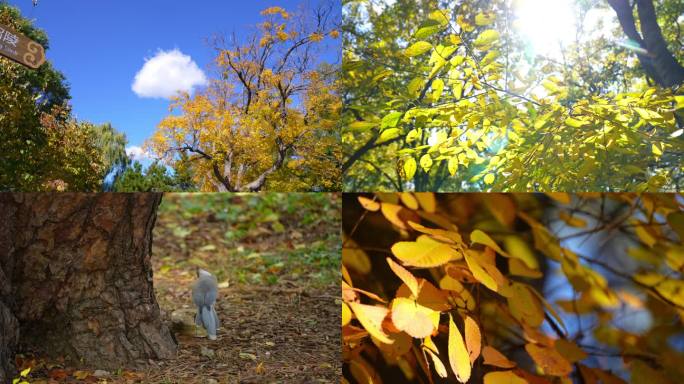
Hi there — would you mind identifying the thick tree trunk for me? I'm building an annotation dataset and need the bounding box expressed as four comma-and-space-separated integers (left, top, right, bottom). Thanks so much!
635, 0, 684, 87
608, 0, 684, 87
0, 193, 177, 384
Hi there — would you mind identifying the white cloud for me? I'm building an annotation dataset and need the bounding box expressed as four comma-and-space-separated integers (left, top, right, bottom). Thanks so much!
126, 146, 153, 162
132, 49, 207, 99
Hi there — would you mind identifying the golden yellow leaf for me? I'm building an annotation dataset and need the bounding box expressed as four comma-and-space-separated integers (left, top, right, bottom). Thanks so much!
342, 302, 352, 327
482, 194, 516, 227
342, 238, 371, 274
391, 297, 439, 338
349, 356, 382, 384
525, 343, 572, 377
386, 257, 419, 297
509, 258, 542, 278
470, 229, 508, 256
559, 211, 587, 228
423, 335, 439, 354
426, 348, 448, 378
464, 250, 498, 291
392, 235, 462, 268
399, 192, 419, 210
372, 330, 413, 358
554, 339, 587, 363
448, 314, 471, 383
504, 235, 539, 269
483, 371, 527, 384
546, 192, 571, 204
482, 345, 516, 368
348, 302, 394, 345
464, 316, 481, 364
507, 282, 544, 327
407, 221, 462, 244
439, 274, 476, 311
358, 196, 380, 211
381, 203, 420, 230
415, 193, 437, 212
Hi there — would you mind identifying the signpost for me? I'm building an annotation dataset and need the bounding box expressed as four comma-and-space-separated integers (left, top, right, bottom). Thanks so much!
0, 23, 45, 69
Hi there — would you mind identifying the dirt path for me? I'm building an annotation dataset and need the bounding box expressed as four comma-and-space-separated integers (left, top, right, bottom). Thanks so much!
147, 281, 340, 383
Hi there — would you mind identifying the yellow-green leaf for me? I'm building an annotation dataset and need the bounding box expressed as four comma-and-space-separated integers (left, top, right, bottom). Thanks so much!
475, 12, 495, 26
484, 173, 495, 184
378, 128, 400, 143
420, 154, 433, 172
473, 29, 500, 48
448, 157, 459, 176
652, 143, 663, 156
404, 157, 417, 180
348, 121, 377, 131
405, 41, 433, 57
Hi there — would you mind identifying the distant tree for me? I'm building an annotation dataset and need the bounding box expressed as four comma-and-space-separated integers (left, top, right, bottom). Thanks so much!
112, 161, 196, 192
147, 3, 341, 192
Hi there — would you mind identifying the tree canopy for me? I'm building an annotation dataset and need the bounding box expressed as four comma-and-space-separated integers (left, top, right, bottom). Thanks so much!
146, 4, 342, 192
342, 192, 684, 383
342, 0, 684, 192
0, 2, 128, 191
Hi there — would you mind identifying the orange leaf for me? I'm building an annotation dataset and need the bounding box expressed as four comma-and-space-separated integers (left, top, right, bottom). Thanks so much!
483, 370, 527, 384
464, 316, 481, 364
525, 343, 573, 377
482, 345, 516, 368
358, 196, 380, 211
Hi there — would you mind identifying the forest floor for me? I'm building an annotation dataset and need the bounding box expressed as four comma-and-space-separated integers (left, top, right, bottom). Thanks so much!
13, 193, 341, 384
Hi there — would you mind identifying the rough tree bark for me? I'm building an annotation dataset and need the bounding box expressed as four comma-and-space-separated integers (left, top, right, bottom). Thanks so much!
0, 193, 177, 384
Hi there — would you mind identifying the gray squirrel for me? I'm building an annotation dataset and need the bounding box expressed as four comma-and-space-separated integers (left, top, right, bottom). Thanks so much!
192, 268, 220, 340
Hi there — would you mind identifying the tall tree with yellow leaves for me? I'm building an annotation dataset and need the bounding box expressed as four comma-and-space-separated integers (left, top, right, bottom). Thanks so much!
147, 3, 341, 192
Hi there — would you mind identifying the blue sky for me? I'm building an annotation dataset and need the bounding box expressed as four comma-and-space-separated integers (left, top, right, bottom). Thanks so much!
9, 0, 340, 158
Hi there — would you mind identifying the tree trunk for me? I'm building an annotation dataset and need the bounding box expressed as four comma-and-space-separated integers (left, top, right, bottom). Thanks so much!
0, 193, 177, 384
608, 0, 684, 87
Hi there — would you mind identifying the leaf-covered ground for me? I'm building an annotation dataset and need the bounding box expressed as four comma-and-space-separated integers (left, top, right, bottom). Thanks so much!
13, 193, 341, 383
